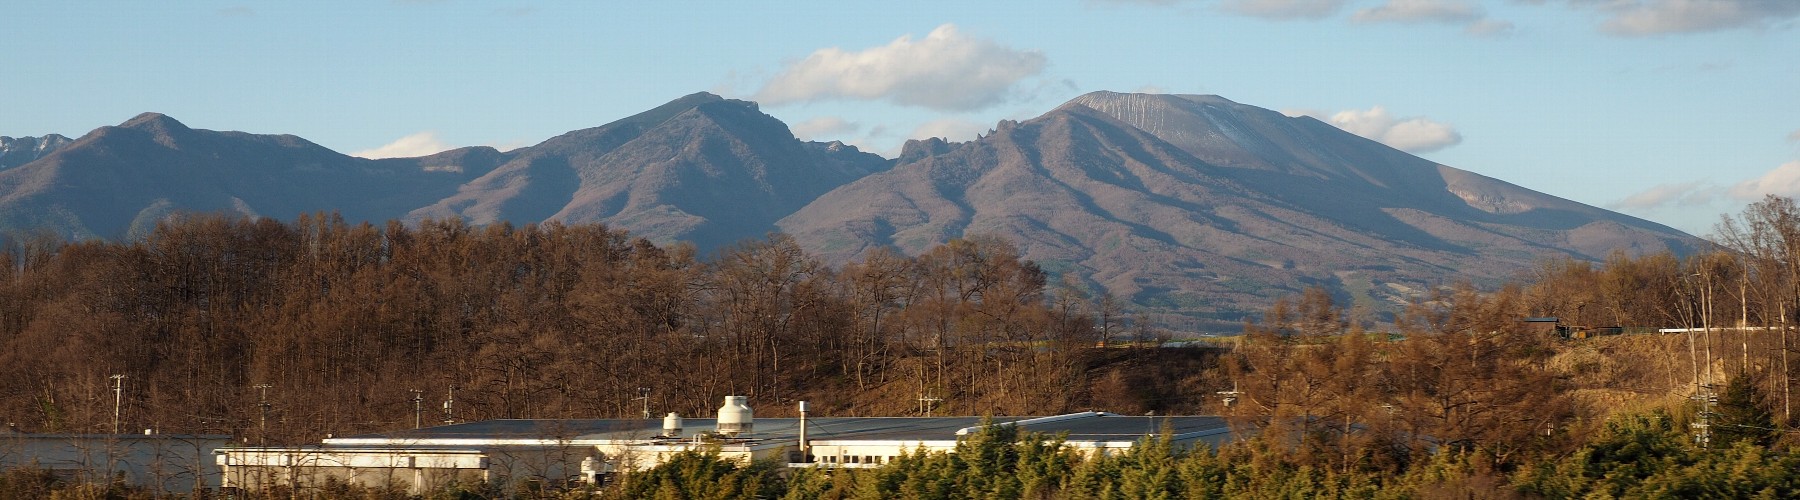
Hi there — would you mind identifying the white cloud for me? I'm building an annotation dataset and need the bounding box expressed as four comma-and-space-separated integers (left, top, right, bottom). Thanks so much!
1548, 0, 1800, 36
1730, 161, 1800, 199
352, 131, 454, 159
1352, 0, 1516, 37
1788, 129, 1800, 142
1464, 19, 1517, 36
1218, 0, 1347, 19
1316, 106, 1463, 153
909, 119, 990, 143
1353, 0, 1481, 23
790, 117, 861, 141
1621, 161, 1800, 210
754, 24, 1046, 112
1612, 181, 1720, 210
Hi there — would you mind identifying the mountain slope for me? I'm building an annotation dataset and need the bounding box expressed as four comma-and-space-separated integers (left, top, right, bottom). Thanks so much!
781, 92, 1702, 327
0, 134, 72, 170
406, 92, 889, 251
0, 114, 502, 239
0, 92, 1703, 327
1065, 92, 1694, 258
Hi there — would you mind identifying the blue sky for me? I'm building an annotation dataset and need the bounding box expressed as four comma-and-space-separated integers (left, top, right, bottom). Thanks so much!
6, 0, 1797, 236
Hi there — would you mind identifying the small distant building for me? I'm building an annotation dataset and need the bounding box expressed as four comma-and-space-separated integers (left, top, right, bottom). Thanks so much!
0, 431, 231, 494
216, 396, 1232, 495
1523, 317, 1561, 336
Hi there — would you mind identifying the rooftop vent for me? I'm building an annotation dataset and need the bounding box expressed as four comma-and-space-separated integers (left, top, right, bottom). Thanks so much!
662, 412, 683, 438
717, 396, 753, 437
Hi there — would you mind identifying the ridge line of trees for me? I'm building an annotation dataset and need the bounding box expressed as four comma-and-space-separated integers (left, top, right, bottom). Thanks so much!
0, 213, 1202, 444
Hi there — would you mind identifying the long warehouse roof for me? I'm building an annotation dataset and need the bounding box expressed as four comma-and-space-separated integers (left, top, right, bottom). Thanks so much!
324, 413, 1230, 447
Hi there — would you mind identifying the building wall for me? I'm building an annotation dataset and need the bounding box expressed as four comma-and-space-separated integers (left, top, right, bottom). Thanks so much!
217, 446, 607, 495
221, 464, 489, 495
218, 448, 492, 495
810, 440, 955, 467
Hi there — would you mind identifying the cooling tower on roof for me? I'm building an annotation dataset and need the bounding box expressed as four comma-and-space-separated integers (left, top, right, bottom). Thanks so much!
662, 412, 683, 438
716, 396, 753, 437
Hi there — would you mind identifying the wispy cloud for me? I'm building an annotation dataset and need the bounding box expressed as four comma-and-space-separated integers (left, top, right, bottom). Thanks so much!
1218, 0, 1348, 20
1542, 0, 1800, 36
754, 24, 1047, 112
1353, 0, 1481, 23
909, 119, 990, 143
1308, 106, 1463, 153
1787, 129, 1800, 142
1614, 160, 1800, 211
1611, 181, 1721, 210
790, 117, 861, 141
1463, 19, 1517, 37
1352, 0, 1515, 37
1730, 161, 1800, 199
352, 131, 454, 159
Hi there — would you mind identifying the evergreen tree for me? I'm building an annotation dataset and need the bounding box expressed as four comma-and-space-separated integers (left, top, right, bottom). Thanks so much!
1714, 371, 1777, 448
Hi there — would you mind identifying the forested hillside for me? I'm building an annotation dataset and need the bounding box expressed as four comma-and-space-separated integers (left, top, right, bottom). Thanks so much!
0, 213, 1214, 444
7, 197, 1800, 497
553, 196, 1800, 499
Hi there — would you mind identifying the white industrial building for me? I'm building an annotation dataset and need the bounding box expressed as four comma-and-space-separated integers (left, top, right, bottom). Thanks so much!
216, 397, 1231, 495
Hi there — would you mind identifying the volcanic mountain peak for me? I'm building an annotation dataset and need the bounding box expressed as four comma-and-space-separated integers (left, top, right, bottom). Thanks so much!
403, 91, 887, 251
1064, 91, 1243, 114
0, 91, 1703, 328
783, 90, 1701, 328
1062, 92, 1321, 174
118, 112, 192, 135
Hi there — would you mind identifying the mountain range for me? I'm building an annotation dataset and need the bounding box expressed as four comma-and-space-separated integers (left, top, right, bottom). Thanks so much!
0, 92, 1702, 329
0, 133, 71, 169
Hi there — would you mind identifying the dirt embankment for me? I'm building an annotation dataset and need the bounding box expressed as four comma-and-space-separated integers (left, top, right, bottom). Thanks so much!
1552, 330, 1799, 420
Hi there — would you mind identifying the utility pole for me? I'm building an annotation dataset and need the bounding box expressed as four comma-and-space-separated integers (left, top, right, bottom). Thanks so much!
253, 384, 272, 445
109, 374, 125, 434
1741, 276, 1749, 373
1698, 271, 1716, 448
1692, 388, 1717, 448
636, 387, 651, 419
411, 389, 424, 429
917, 394, 942, 417
1705, 270, 1714, 389
1784, 302, 1792, 422
1217, 381, 1241, 408
443, 386, 457, 425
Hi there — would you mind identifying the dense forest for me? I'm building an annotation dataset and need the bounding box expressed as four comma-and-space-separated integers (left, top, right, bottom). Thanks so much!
11, 196, 1800, 497
0, 212, 1208, 443
582, 195, 1800, 498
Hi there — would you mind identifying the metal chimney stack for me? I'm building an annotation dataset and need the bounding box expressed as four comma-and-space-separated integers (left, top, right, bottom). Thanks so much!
798, 401, 810, 461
